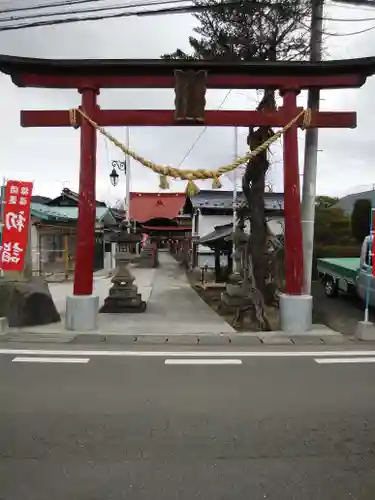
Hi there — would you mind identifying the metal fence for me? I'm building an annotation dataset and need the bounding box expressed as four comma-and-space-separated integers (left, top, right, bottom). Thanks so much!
31, 248, 75, 279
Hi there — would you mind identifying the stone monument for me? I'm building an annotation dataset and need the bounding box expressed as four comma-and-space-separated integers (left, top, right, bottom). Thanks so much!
0, 276, 60, 327
100, 226, 146, 313
221, 220, 250, 309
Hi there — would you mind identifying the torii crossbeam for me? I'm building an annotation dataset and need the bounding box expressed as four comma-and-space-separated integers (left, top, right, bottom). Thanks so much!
0, 54, 374, 329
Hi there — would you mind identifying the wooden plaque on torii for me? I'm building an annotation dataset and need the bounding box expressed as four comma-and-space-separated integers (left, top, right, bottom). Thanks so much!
174, 70, 207, 123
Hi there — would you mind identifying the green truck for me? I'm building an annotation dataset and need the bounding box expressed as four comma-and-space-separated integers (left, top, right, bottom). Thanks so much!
316, 236, 373, 304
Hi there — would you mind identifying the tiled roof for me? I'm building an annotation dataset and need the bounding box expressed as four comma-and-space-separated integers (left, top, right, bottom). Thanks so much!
47, 188, 106, 207
199, 223, 233, 246
191, 190, 284, 211
31, 195, 51, 204
130, 192, 186, 223
31, 203, 113, 223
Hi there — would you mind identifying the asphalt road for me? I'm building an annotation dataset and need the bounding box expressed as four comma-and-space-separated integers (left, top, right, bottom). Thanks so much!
1, 347, 375, 499
312, 281, 375, 335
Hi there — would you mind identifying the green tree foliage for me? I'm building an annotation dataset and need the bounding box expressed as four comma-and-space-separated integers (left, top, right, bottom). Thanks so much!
351, 199, 372, 243
162, 0, 312, 62
315, 195, 339, 210
315, 206, 351, 246
313, 204, 359, 275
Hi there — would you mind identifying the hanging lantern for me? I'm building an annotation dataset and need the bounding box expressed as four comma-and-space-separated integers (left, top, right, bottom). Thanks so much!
109, 167, 119, 187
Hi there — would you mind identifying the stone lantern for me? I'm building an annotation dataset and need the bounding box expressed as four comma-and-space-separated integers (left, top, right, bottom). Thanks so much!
221, 218, 249, 309
100, 225, 146, 313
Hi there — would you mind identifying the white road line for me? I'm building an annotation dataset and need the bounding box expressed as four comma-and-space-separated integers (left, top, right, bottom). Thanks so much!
2, 349, 375, 358
315, 357, 375, 365
165, 359, 242, 365
12, 357, 90, 364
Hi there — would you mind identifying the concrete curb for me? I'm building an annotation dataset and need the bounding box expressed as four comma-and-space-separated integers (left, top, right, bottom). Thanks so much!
355, 321, 375, 341
1, 329, 351, 346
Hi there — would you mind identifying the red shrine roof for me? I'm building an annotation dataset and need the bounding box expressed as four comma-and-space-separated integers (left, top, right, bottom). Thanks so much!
130, 192, 186, 223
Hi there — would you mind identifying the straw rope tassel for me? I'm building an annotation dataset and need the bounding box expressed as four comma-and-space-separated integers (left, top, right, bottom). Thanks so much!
70, 107, 312, 194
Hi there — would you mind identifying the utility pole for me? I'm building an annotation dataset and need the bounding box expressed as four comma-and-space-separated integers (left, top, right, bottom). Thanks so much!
301, 0, 324, 295
124, 126, 131, 231
232, 127, 238, 272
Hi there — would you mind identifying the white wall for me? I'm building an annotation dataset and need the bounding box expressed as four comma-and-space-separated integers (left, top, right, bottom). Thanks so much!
195, 212, 285, 268
198, 213, 284, 245
198, 214, 232, 255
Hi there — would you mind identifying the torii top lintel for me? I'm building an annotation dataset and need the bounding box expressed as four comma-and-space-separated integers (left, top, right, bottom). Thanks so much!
1, 54, 375, 90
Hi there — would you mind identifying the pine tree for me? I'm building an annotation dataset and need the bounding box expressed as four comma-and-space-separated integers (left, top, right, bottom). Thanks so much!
164, 0, 312, 328
163, 0, 311, 62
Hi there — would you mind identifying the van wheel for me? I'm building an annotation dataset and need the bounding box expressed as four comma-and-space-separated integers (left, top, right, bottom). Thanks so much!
324, 278, 338, 298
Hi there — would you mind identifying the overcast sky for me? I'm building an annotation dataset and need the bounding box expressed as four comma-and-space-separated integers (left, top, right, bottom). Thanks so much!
0, 0, 375, 204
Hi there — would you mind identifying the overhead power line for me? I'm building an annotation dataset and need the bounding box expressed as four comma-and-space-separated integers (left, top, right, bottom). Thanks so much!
0, 0, 190, 24
2, 0, 375, 32
299, 17, 375, 37
322, 23, 375, 35
0, 0, 276, 30
324, 15, 375, 21
177, 90, 232, 168
333, 0, 375, 5
0, 0, 105, 14
0, 0, 272, 17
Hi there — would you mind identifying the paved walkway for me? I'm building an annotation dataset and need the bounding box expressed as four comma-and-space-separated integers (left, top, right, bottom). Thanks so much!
130, 251, 235, 334
93, 251, 234, 334
9, 251, 234, 335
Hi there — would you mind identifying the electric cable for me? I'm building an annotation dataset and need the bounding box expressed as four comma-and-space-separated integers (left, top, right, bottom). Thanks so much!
177, 90, 232, 168
0, 0, 191, 23
0, 0, 105, 14
0, 0, 281, 30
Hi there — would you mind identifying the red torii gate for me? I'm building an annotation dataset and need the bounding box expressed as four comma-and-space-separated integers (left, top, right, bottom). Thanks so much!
0, 55, 374, 303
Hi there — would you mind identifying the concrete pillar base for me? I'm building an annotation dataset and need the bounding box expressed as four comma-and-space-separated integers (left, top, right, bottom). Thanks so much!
0, 317, 8, 334
65, 295, 99, 332
355, 320, 375, 341
280, 293, 312, 334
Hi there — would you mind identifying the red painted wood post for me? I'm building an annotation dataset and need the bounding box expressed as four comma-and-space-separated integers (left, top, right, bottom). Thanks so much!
281, 89, 304, 295
73, 87, 99, 295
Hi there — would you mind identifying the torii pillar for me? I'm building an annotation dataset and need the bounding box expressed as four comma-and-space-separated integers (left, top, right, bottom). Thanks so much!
279, 88, 311, 333
65, 86, 100, 331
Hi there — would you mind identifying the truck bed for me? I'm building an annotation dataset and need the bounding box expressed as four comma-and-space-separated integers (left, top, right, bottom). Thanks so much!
316, 257, 360, 284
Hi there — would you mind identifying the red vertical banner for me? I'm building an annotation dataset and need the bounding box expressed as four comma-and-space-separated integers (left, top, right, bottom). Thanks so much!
0, 180, 33, 271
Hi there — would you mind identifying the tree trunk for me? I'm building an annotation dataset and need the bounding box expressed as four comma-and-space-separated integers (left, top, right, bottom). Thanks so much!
249, 145, 267, 297
242, 88, 276, 303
